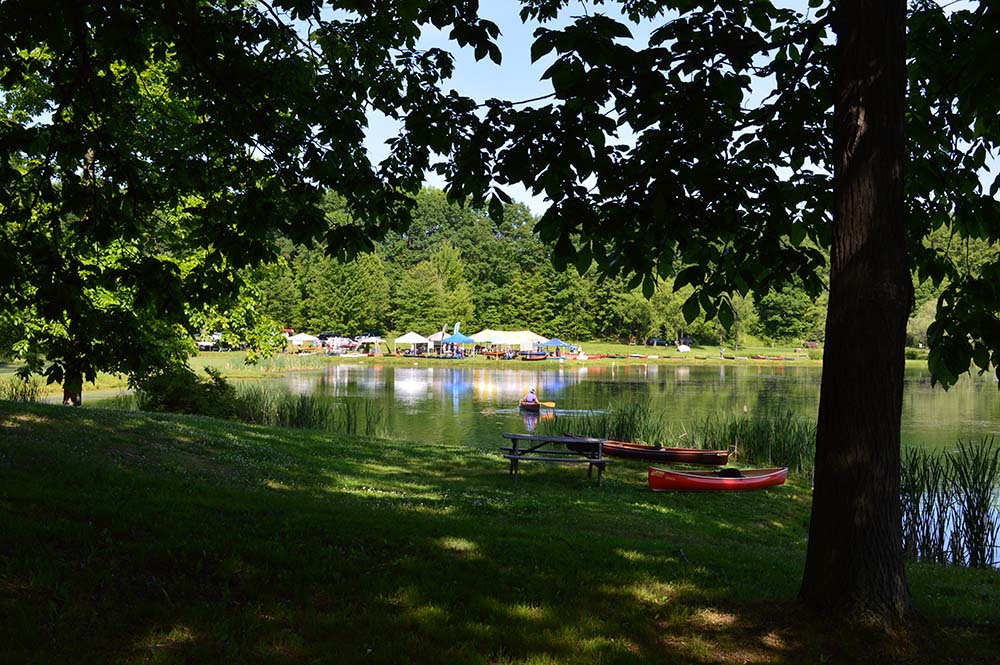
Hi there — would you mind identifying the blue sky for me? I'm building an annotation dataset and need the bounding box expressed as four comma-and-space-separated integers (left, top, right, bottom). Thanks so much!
360, 1, 994, 215
363, 1, 664, 214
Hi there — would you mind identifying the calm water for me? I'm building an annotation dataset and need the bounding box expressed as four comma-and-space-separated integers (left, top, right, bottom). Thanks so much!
276, 362, 1000, 450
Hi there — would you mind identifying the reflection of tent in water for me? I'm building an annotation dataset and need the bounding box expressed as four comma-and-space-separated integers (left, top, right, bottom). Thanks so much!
393, 367, 431, 402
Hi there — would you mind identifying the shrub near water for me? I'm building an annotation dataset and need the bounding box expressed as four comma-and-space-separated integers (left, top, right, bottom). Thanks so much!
135, 366, 236, 418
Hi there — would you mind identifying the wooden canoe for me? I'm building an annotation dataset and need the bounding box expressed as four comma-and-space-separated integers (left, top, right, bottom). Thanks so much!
519, 353, 548, 361
563, 433, 729, 465
519, 400, 541, 413
648, 466, 788, 491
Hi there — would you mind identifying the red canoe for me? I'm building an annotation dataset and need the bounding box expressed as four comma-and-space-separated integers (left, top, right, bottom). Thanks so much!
648, 466, 788, 491
563, 433, 730, 465
519, 353, 548, 361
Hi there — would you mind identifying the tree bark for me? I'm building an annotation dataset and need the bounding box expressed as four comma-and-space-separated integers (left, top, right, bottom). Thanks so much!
799, 0, 913, 621
62, 370, 83, 407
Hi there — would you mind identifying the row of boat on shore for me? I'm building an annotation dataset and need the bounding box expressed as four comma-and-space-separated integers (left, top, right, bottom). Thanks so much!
517, 399, 788, 491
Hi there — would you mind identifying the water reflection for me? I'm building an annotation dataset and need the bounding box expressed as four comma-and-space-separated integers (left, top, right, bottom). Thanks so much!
522, 411, 539, 433
287, 363, 999, 450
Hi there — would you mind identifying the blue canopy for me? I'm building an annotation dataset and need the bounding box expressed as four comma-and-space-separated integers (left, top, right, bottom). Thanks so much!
541, 338, 572, 348
442, 332, 475, 344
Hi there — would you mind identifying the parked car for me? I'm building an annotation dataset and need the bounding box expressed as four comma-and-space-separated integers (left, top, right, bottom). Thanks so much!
645, 337, 670, 347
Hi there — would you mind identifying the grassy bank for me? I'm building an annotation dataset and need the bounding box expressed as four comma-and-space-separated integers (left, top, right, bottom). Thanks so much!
1, 402, 997, 663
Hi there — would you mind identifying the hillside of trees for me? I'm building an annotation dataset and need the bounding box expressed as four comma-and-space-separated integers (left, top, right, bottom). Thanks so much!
238, 187, 991, 349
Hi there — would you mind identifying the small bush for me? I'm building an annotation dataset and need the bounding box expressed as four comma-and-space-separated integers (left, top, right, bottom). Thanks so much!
905, 347, 929, 360
135, 366, 236, 418
806, 348, 824, 360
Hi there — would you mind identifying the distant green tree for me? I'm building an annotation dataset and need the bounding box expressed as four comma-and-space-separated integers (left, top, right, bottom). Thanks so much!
257, 259, 301, 330
613, 289, 656, 344
506, 271, 551, 332
906, 299, 937, 348
650, 279, 717, 345
756, 286, 819, 343
473, 284, 515, 330
429, 242, 475, 328
393, 261, 449, 334
725, 293, 758, 351
548, 269, 595, 340
302, 251, 390, 335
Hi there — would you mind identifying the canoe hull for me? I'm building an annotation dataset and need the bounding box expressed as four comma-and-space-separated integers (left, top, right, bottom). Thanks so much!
518, 400, 541, 413
648, 466, 788, 491
563, 433, 729, 465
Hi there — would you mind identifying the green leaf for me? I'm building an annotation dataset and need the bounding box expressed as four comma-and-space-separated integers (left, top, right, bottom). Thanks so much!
488, 195, 504, 223
682, 293, 700, 324
531, 32, 556, 63
973, 343, 990, 371
748, 5, 771, 33
674, 265, 703, 290
642, 275, 655, 299
718, 299, 735, 330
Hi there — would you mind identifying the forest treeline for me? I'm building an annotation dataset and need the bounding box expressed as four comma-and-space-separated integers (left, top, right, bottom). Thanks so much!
217, 188, 993, 349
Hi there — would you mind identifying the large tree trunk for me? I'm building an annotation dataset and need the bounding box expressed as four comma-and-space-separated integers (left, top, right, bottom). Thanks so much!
799, 0, 913, 621
62, 369, 83, 407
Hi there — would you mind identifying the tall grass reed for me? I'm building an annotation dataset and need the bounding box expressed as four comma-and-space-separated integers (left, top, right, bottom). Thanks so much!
233, 383, 385, 437
541, 403, 816, 476
0, 375, 41, 402
697, 407, 817, 475
257, 354, 332, 373
545, 401, 670, 446
901, 447, 953, 564
901, 438, 1000, 568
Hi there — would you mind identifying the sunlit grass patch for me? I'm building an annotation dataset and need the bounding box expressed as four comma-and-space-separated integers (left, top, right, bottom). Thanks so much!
436, 536, 481, 558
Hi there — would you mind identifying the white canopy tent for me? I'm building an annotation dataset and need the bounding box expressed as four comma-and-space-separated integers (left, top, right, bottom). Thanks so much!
424, 330, 448, 353
355, 335, 389, 355
289, 333, 320, 348
471, 329, 547, 351
393, 331, 430, 353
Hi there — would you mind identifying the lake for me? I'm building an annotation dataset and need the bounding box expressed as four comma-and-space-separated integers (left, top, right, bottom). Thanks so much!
275, 361, 1000, 450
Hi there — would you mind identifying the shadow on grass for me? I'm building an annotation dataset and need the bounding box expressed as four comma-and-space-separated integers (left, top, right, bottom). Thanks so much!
1, 403, 997, 664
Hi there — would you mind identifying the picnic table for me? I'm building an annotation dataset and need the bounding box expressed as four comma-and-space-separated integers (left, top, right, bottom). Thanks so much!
501, 433, 610, 485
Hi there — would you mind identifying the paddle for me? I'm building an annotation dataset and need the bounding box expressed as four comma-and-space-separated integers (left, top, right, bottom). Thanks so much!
538, 401, 556, 408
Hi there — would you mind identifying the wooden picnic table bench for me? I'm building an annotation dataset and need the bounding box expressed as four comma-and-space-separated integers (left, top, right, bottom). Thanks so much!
501, 433, 610, 485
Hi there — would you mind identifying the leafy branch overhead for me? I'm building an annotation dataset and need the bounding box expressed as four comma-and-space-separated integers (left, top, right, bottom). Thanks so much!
443, 1, 999, 387
1, 0, 998, 397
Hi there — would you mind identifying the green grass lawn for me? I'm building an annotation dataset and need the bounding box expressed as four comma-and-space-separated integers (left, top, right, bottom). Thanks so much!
1, 401, 997, 664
